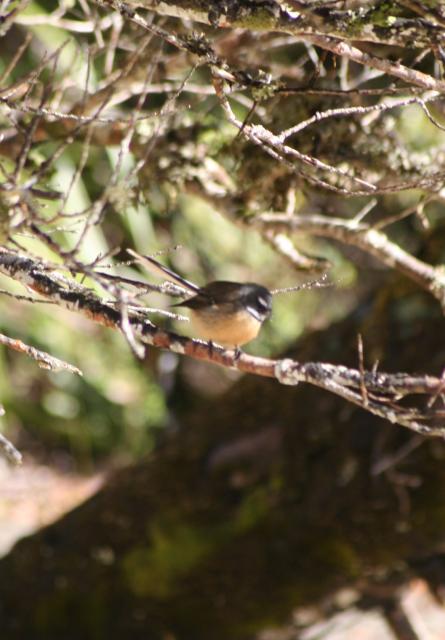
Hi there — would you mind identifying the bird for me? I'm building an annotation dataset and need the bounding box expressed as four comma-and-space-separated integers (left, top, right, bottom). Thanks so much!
127, 249, 272, 348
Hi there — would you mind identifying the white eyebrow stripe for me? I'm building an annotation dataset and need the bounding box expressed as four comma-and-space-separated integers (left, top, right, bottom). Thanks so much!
246, 306, 262, 320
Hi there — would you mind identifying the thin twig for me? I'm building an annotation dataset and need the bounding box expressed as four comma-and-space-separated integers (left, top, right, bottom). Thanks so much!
272, 273, 331, 295
0, 332, 82, 375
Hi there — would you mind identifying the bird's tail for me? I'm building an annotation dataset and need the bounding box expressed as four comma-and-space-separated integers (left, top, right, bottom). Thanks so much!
127, 249, 199, 293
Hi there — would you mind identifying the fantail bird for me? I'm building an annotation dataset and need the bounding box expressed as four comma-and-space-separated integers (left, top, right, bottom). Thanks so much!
128, 249, 272, 348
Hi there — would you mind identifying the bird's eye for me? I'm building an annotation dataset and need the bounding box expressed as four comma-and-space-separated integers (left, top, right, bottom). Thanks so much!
257, 296, 270, 311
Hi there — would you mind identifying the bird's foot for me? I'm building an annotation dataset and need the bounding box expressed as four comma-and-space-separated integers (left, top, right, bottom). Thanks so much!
233, 346, 243, 361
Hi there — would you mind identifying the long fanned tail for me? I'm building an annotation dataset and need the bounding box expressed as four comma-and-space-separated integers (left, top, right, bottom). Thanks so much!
127, 249, 200, 293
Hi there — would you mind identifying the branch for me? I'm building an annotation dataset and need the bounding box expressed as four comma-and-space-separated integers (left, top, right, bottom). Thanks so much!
211, 79, 445, 196
302, 34, 445, 93
136, 0, 443, 48
254, 213, 445, 311
0, 247, 444, 436
181, 179, 445, 309
0, 332, 82, 375
103, 0, 445, 94
212, 78, 377, 195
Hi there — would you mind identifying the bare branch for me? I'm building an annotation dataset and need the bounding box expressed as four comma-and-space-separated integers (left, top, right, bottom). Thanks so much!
254, 213, 445, 310
0, 332, 82, 375
303, 34, 445, 93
